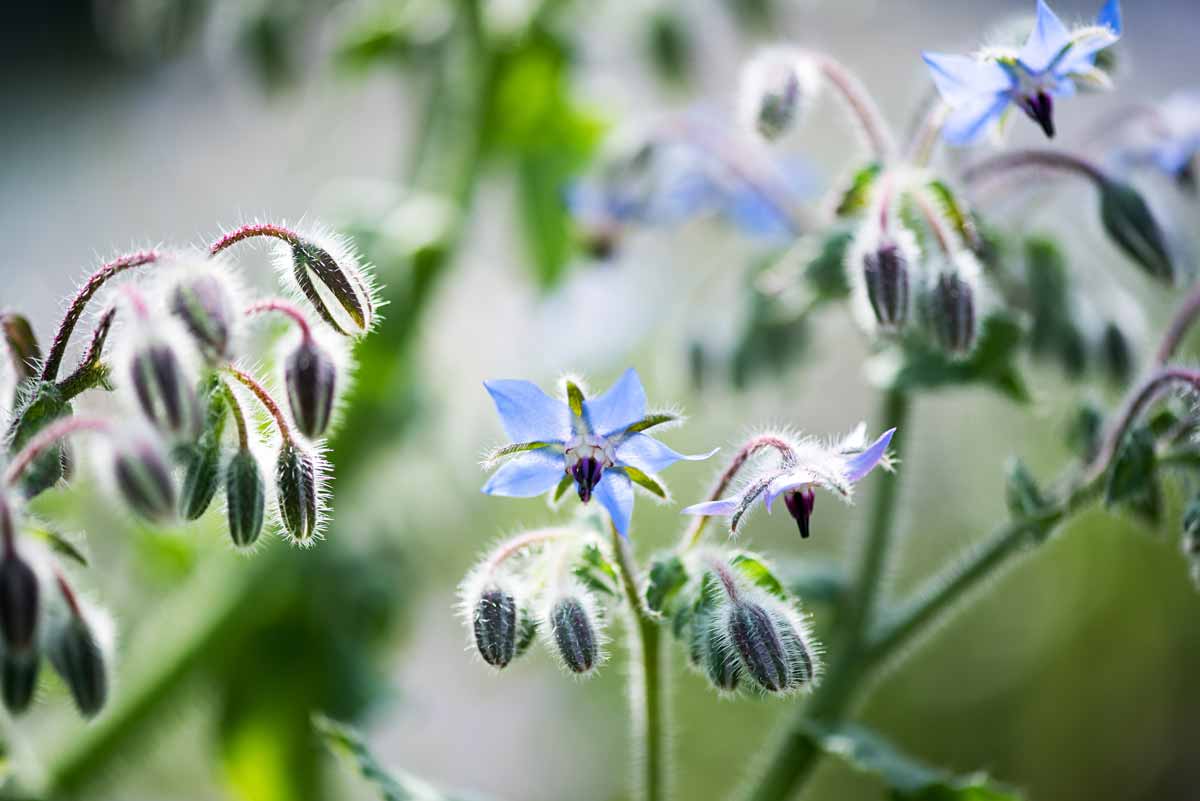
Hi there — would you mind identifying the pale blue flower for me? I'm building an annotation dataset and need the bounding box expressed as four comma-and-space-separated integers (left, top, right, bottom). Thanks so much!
923, 0, 1121, 145
481, 369, 717, 536
1112, 91, 1200, 187
682, 424, 894, 538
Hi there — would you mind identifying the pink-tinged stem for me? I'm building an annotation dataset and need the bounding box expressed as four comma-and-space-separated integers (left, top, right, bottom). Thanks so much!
209, 224, 300, 256
705, 556, 741, 602
681, 435, 796, 548
962, 149, 1108, 189
1155, 284, 1200, 366
245, 299, 313, 342
483, 527, 571, 573
55, 570, 83, 618
225, 366, 293, 445
5, 417, 111, 486
810, 53, 895, 163
41, 251, 159, 382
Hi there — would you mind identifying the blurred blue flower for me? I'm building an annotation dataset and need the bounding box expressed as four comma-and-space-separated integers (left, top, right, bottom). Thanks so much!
481, 368, 716, 536
1112, 91, 1200, 188
923, 0, 1121, 145
683, 424, 894, 537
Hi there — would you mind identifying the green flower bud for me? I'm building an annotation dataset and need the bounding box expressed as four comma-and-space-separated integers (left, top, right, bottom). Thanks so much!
275, 443, 319, 543
472, 586, 518, 669
129, 342, 198, 440
225, 449, 266, 548
48, 615, 108, 718
1, 654, 39, 714
170, 274, 235, 362
928, 271, 976, 355
113, 439, 176, 522
726, 601, 789, 692
284, 338, 336, 440
0, 549, 40, 654
1100, 179, 1174, 282
549, 596, 599, 675
291, 240, 374, 337
700, 611, 741, 693
179, 388, 226, 521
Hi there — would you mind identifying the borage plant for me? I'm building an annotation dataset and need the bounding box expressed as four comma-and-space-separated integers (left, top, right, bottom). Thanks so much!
0, 222, 377, 719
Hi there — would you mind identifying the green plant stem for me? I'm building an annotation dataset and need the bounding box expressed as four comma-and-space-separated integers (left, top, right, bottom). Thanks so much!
742, 386, 909, 801
609, 522, 665, 801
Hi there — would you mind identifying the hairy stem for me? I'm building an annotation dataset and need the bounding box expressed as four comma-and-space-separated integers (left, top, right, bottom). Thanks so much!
962, 149, 1108, 189
225, 366, 294, 445
56, 306, 117, 401
4, 417, 110, 486
209, 223, 300, 255
680, 435, 795, 549
1155, 282, 1200, 365
809, 52, 895, 162
245, 299, 314, 342
221, 380, 250, 451
483, 527, 571, 573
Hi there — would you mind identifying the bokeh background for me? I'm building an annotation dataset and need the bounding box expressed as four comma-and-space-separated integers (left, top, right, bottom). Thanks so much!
3, 1, 1200, 799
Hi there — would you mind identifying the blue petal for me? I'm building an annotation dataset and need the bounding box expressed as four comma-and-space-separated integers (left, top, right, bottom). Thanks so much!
484, 380, 572, 443
941, 94, 1011, 145
594, 471, 635, 536
722, 188, 796, 239
845, 428, 895, 483
1056, 19, 1121, 76
1097, 0, 1121, 37
582, 368, 647, 436
1019, 0, 1072, 74
922, 53, 1012, 106
481, 450, 566, 497
763, 468, 820, 512
616, 433, 718, 474
681, 498, 739, 517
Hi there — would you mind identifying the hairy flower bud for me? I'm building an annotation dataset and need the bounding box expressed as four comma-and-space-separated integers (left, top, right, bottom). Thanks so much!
863, 240, 910, 330
700, 612, 741, 693
225, 449, 266, 548
285, 338, 336, 440
170, 274, 235, 362
48, 615, 108, 718
276, 443, 320, 543
928, 271, 976, 355
291, 239, 375, 337
725, 600, 789, 692
472, 586, 518, 668
1, 654, 39, 714
778, 620, 816, 690
1099, 179, 1174, 282
129, 342, 198, 439
1100, 322, 1134, 385
738, 48, 816, 140
0, 549, 39, 654
113, 438, 176, 522
179, 385, 227, 521
549, 596, 599, 674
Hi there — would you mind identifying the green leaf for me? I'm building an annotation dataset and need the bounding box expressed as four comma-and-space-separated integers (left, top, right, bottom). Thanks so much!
730, 552, 788, 600
925, 181, 980, 252
1099, 179, 1174, 282
25, 522, 88, 567
804, 227, 856, 302
800, 720, 1022, 801
645, 555, 688, 614
835, 163, 883, 217
573, 543, 619, 597
622, 466, 667, 499
884, 313, 1029, 402
624, 413, 679, 434
552, 473, 573, 502
1105, 426, 1163, 525
485, 441, 554, 464
315, 716, 478, 801
565, 381, 585, 418
1005, 459, 1058, 543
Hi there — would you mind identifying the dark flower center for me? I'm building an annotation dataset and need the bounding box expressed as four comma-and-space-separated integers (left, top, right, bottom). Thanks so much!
784, 488, 816, 539
572, 457, 605, 503
1018, 90, 1055, 138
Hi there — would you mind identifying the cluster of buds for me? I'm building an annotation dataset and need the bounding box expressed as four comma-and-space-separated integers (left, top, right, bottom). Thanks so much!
458, 526, 611, 676
0, 221, 377, 716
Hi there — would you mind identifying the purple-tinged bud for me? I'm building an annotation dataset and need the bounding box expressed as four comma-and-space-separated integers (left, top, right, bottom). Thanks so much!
550, 596, 599, 674
738, 48, 816, 141
863, 241, 910, 330
225, 449, 266, 548
726, 601, 789, 693
113, 438, 176, 522
276, 443, 319, 543
1, 313, 41, 383
170, 274, 235, 362
0, 549, 39, 654
700, 613, 741, 693
48, 614, 108, 717
291, 240, 375, 337
779, 620, 816, 690
571, 457, 605, 504
472, 586, 518, 668
783, 488, 816, 539
284, 337, 337, 440
2, 654, 39, 714
129, 342, 198, 439
1018, 90, 1055, 138
929, 271, 976, 355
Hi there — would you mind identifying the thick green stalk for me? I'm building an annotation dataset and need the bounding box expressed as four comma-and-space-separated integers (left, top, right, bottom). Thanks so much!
609, 523, 666, 801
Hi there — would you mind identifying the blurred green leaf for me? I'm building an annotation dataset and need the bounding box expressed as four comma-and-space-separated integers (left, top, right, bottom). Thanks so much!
1105, 427, 1163, 525
925, 181, 979, 252
783, 559, 848, 606
804, 227, 855, 301
645, 555, 688, 614
884, 313, 1030, 402
1099, 179, 1174, 282
835, 163, 882, 218
24, 521, 88, 567
574, 543, 619, 597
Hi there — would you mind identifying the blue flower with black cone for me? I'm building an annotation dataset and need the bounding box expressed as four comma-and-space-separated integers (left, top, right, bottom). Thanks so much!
481, 369, 717, 535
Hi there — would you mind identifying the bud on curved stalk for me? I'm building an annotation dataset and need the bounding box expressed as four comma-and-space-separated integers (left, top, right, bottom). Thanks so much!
0, 547, 40, 655
170, 274, 236, 362
700, 612, 741, 693
2, 654, 39, 714
548, 595, 600, 675
225, 449, 266, 548
129, 341, 198, 440
113, 438, 176, 522
862, 240, 911, 331
738, 48, 816, 140
1099, 179, 1174, 282
928, 269, 977, 355
472, 585, 518, 668
724, 600, 790, 692
179, 385, 227, 521
285, 336, 337, 440
1100, 322, 1134, 386
290, 238, 376, 337
275, 442, 321, 544
48, 613, 108, 718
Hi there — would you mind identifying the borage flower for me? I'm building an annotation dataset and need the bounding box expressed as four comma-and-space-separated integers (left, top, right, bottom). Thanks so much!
1113, 91, 1200, 189
481, 369, 716, 535
923, 0, 1121, 144
683, 424, 894, 538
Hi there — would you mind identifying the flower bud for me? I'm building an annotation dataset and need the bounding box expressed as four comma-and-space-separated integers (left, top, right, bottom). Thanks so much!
113, 438, 176, 522
778, 620, 816, 690
291, 239, 375, 337
170, 274, 235, 362
549, 596, 599, 674
725, 600, 789, 692
179, 388, 226, 521
129, 342, 198, 439
472, 586, 518, 668
1100, 322, 1134, 386
1, 313, 41, 383
285, 337, 337, 440
276, 443, 320, 543
225, 449, 266, 548
738, 48, 814, 140
928, 271, 976, 355
863, 240, 910, 330
0, 549, 39, 654
48, 615, 108, 717
699, 612, 741, 693
2, 654, 39, 714
1099, 179, 1174, 282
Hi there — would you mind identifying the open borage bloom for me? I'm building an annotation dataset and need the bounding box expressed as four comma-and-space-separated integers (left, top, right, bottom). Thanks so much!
923, 0, 1121, 145
481, 369, 716, 535
683, 424, 895, 538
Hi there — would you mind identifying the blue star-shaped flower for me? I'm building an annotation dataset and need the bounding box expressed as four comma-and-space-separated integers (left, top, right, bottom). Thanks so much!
481, 369, 717, 535
923, 0, 1121, 145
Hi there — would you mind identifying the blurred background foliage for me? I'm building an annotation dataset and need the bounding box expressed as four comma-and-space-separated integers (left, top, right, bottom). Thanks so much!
2, 0, 1200, 800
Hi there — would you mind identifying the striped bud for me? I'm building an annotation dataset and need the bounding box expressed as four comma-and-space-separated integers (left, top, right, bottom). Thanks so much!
0, 550, 40, 654
170, 274, 235, 362
549, 596, 598, 674
1099, 179, 1174, 282
700, 611, 741, 692
179, 385, 227, 520
1, 654, 39, 714
929, 271, 976, 355
291, 240, 374, 337
472, 586, 518, 668
779, 620, 816, 690
726, 601, 789, 692
113, 439, 176, 522
48, 615, 108, 717
738, 48, 815, 140
276, 443, 319, 543
863, 240, 910, 330
285, 338, 336, 440
130, 342, 197, 439
226, 449, 266, 548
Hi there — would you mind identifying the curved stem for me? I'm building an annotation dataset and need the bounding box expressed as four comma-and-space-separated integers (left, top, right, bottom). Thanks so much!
1155, 282, 1200, 365
483, 527, 571, 573
906, 100, 948, 167
809, 52, 895, 162
221, 380, 250, 451
209, 223, 300, 256
609, 521, 665, 801
225, 366, 293, 445
56, 306, 117, 401
680, 436, 795, 549
962, 149, 1108, 189
4, 417, 110, 486
245, 299, 314, 342
41, 251, 158, 381
912, 191, 955, 256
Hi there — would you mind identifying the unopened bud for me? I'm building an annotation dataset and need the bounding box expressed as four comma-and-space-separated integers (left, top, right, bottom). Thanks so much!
725, 601, 789, 692
291, 240, 374, 337
700, 612, 741, 692
738, 48, 814, 140
863, 241, 910, 330
179, 395, 225, 521
130, 342, 198, 439
276, 443, 319, 543
0, 549, 39, 654
225, 449, 266, 548
1, 654, 39, 714
549, 596, 599, 674
48, 615, 108, 717
285, 337, 336, 440
1099, 179, 1174, 282
778, 620, 816, 690
928, 271, 976, 355
170, 274, 235, 362
472, 586, 518, 668
113, 438, 176, 522
1100, 322, 1134, 386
